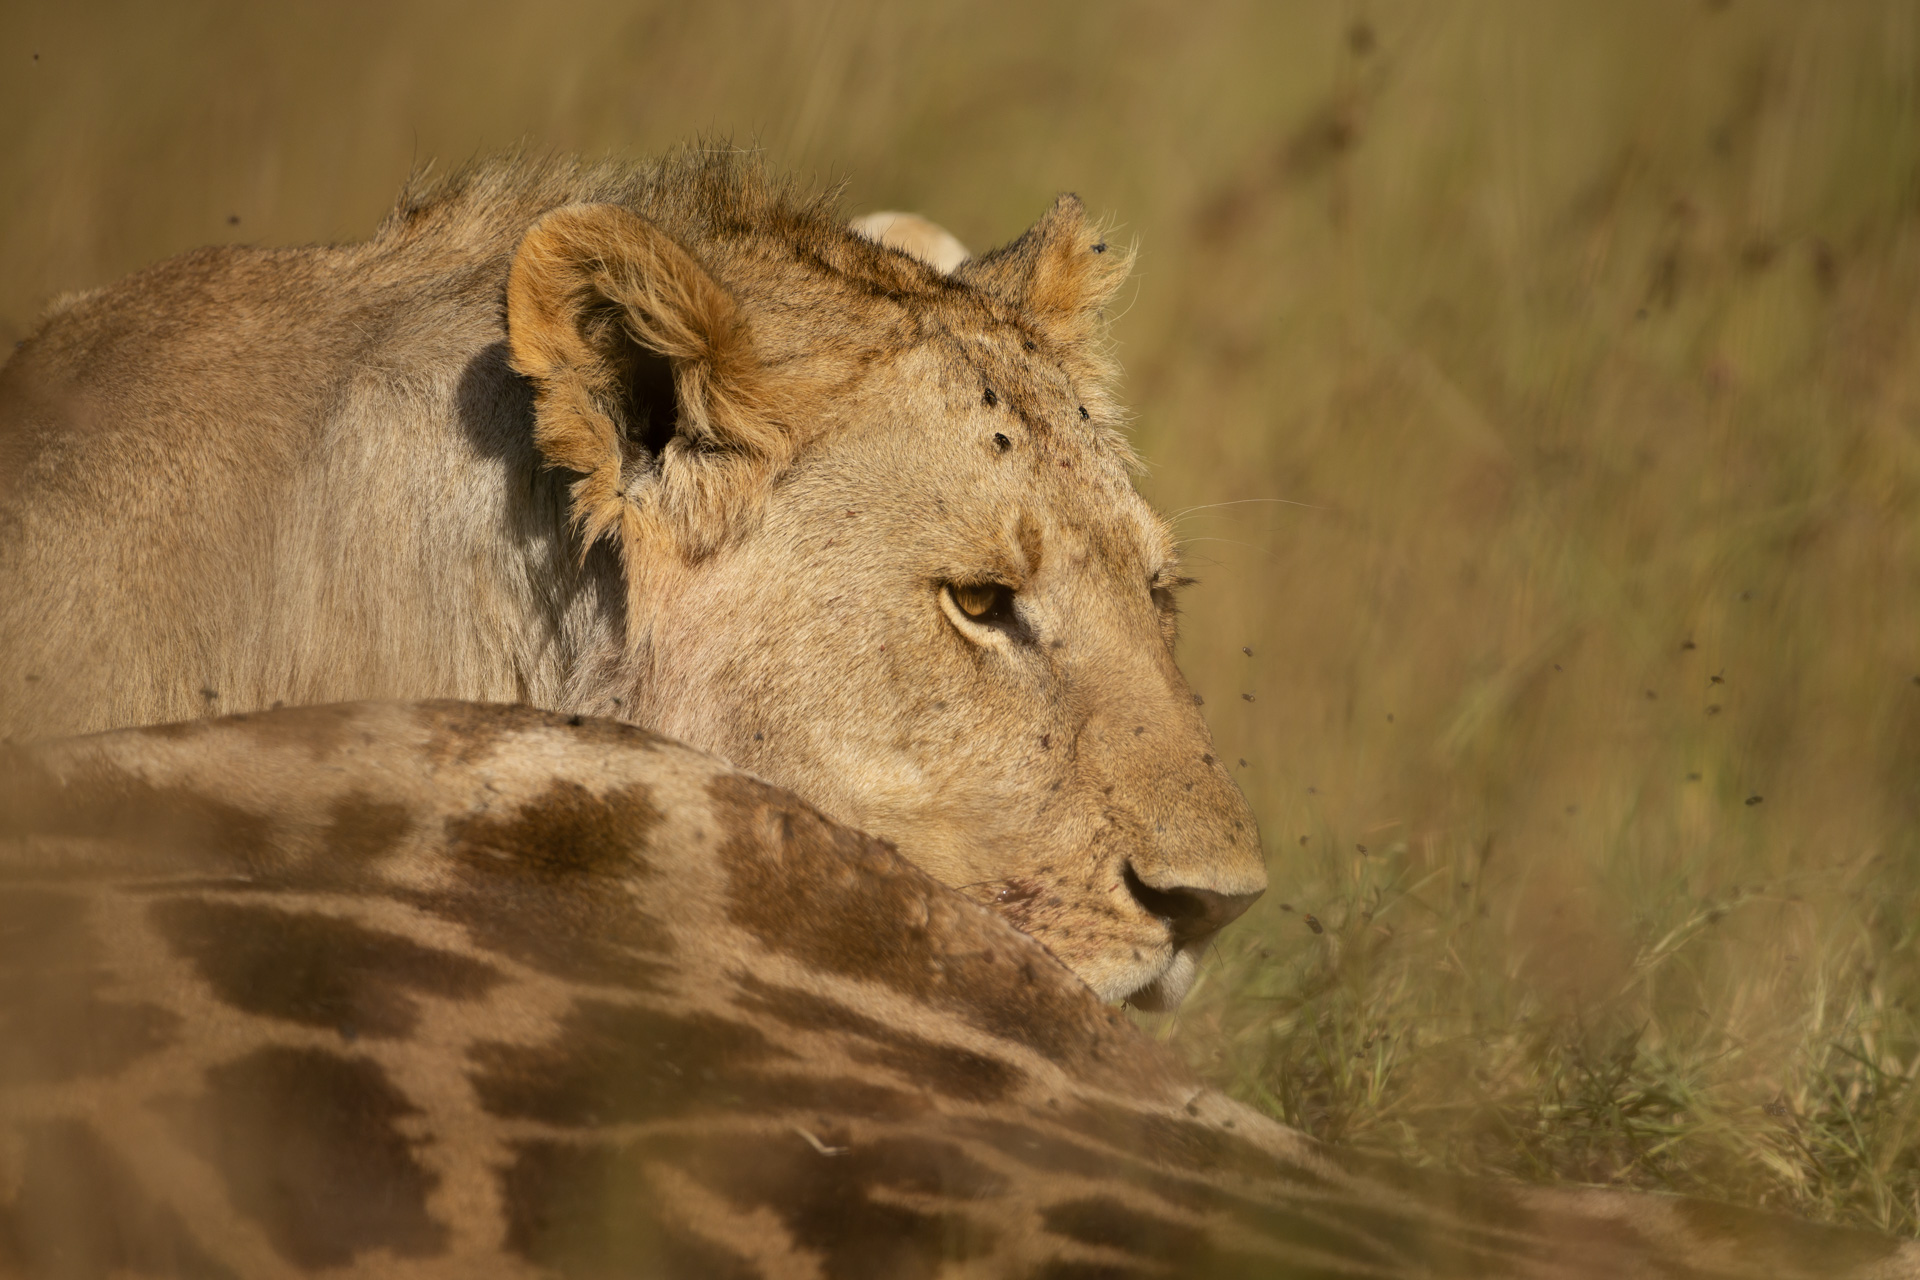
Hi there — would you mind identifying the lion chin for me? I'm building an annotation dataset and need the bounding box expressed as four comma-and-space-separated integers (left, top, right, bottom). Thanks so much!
1122, 944, 1206, 1013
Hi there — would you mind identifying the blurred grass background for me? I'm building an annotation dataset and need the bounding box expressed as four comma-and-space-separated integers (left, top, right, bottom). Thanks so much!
6, 0, 1919, 1235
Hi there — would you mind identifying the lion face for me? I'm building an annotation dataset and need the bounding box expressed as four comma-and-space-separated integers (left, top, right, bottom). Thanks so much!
508, 189, 1264, 1008
645, 340, 1263, 1007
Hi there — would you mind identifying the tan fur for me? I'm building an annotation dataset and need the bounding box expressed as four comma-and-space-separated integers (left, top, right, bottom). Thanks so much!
3, 702, 1915, 1279
0, 151, 1259, 1008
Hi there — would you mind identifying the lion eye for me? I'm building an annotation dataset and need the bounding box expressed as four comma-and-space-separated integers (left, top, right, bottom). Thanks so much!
954, 584, 1000, 618
941, 582, 1027, 643
1149, 573, 1191, 646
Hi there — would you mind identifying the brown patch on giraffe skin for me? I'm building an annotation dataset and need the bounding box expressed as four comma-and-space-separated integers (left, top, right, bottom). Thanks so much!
1304, 1146, 1583, 1268
1103, 1172, 1430, 1274
500, 1142, 759, 1279
407, 878, 674, 989
957, 1117, 1123, 1181
0, 888, 181, 1084
1055, 1099, 1310, 1187
176, 1047, 446, 1269
446, 778, 662, 881
708, 774, 1174, 1092
320, 792, 416, 865
958, 1114, 1445, 1274
0, 1120, 240, 1280
961, 1112, 1316, 1202
1041, 1111, 1524, 1269
731, 974, 1024, 1104
471, 998, 787, 1125
1042, 1196, 1441, 1280
737, 1068, 933, 1125
416, 777, 675, 985
471, 996, 928, 1127
672, 1132, 1002, 1274
1039, 1198, 1351, 1280
0, 755, 273, 873
151, 899, 503, 1039
1054, 1111, 1517, 1272
965, 1114, 1466, 1260
1043, 1197, 1205, 1259
0, 982, 180, 1086
88, 795, 404, 899
416, 700, 530, 767
414, 699, 670, 768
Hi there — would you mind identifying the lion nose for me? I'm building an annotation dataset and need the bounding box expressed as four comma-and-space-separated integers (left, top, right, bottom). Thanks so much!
1123, 863, 1265, 944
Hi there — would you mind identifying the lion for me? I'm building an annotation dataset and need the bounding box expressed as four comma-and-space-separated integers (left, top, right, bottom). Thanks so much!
0, 149, 1262, 1009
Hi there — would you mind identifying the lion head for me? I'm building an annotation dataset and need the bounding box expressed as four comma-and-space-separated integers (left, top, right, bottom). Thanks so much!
505, 164, 1264, 1007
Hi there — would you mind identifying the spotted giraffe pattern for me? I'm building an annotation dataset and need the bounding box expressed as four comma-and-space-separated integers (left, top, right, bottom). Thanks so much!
1, 701, 1914, 1279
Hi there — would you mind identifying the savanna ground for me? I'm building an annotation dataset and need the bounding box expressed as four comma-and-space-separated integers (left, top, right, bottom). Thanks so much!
5, 0, 1919, 1239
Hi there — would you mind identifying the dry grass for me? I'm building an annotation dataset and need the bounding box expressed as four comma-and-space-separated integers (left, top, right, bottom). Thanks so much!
5, 0, 1919, 1236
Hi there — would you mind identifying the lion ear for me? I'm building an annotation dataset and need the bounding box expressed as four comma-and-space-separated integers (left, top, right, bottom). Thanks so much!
849, 211, 970, 273
506, 203, 789, 555
954, 194, 1131, 351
